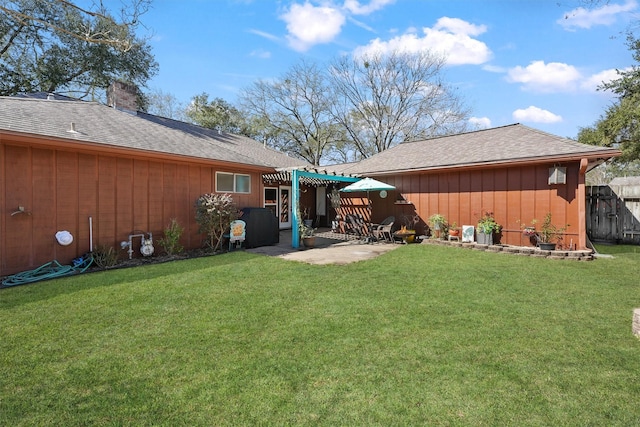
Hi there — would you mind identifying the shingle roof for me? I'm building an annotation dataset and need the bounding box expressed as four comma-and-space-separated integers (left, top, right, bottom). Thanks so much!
341, 124, 620, 175
0, 96, 309, 169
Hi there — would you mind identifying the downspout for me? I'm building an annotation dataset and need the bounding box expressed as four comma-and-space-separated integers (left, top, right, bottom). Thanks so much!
292, 169, 300, 248
578, 158, 588, 250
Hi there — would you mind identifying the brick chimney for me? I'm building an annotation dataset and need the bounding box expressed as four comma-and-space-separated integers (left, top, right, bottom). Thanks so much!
107, 81, 139, 113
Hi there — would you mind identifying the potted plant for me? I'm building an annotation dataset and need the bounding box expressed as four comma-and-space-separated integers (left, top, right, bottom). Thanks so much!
297, 203, 316, 247
448, 221, 460, 238
300, 223, 317, 248
428, 213, 447, 239
302, 206, 313, 228
519, 219, 537, 237
536, 213, 568, 250
476, 211, 501, 245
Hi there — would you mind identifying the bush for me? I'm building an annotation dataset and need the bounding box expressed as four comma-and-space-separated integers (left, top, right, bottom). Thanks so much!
158, 218, 184, 256
92, 244, 119, 268
195, 193, 240, 252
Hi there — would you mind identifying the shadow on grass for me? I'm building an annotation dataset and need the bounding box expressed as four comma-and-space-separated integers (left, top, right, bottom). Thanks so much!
0, 250, 264, 307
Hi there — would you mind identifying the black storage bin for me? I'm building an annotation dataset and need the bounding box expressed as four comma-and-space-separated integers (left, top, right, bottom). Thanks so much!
240, 207, 279, 248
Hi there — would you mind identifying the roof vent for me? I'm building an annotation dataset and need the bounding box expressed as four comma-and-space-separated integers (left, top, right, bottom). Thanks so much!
67, 122, 80, 134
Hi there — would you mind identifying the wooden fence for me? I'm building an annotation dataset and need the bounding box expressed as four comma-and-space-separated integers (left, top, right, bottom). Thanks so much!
587, 184, 640, 243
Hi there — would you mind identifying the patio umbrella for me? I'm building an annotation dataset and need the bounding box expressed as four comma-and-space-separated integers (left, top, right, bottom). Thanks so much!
340, 178, 396, 241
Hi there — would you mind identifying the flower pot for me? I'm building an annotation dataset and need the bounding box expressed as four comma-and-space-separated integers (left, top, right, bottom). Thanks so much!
538, 242, 556, 251
302, 236, 316, 248
449, 229, 460, 238
477, 232, 493, 245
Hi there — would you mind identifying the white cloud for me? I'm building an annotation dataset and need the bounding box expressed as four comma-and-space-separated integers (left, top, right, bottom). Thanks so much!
558, 0, 637, 30
249, 49, 272, 59
513, 106, 562, 123
353, 17, 492, 65
482, 64, 506, 73
281, 3, 346, 52
248, 29, 280, 42
433, 16, 486, 37
580, 67, 628, 91
469, 117, 491, 129
344, 0, 396, 15
507, 60, 582, 93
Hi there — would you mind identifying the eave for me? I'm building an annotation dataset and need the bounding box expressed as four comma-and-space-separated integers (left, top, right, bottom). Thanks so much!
0, 130, 275, 173
359, 150, 622, 177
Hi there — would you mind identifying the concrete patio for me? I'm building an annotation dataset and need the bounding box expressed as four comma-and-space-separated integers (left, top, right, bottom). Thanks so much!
245, 228, 400, 265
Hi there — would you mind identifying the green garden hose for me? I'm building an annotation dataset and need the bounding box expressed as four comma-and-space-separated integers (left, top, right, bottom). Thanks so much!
1, 254, 93, 287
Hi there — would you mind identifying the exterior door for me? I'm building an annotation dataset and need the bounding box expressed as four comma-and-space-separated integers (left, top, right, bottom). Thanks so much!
279, 186, 292, 229
263, 187, 278, 218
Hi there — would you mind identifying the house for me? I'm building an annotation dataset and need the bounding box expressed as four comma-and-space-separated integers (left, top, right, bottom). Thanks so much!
0, 90, 312, 276
336, 124, 620, 250
0, 88, 621, 277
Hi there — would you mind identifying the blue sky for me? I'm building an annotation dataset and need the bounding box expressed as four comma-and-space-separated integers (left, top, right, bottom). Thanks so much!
138, 0, 637, 139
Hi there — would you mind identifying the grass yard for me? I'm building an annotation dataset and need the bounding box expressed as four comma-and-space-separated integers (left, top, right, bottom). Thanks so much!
1, 244, 639, 426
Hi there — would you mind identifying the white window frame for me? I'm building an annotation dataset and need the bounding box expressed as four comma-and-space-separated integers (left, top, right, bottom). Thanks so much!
216, 172, 251, 193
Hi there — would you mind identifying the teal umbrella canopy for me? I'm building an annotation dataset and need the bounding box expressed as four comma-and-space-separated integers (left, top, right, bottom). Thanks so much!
340, 177, 395, 192
340, 178, 395, 242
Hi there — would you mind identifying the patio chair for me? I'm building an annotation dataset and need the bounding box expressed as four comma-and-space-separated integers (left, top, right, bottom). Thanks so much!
372, 216, 395, 242
345, 214, 367, 236
227, 219, 246, 251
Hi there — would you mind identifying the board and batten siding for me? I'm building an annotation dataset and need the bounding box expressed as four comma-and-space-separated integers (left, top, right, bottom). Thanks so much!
1, 140, 265, 276
365, 161, 584, 249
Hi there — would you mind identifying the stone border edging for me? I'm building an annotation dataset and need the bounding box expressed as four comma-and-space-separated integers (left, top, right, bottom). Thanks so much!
420, 238, 594, 261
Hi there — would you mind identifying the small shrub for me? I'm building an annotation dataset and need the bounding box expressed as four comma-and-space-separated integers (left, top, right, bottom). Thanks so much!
92, 244, 119, 268
195, 193, 240, 252
158, 218, 184, 256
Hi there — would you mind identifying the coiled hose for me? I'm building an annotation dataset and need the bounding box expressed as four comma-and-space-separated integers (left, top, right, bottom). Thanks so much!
1, 254, 93, 287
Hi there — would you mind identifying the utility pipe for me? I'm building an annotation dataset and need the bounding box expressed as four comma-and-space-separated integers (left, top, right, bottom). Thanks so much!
89, 216, 93, 252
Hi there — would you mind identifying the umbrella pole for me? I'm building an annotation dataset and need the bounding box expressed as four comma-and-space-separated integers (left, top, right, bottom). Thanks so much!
367, 190, 374, 242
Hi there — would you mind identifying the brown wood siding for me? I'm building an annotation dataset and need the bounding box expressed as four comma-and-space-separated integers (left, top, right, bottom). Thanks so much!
1, 139, 266, 276
370, 162, 584, 249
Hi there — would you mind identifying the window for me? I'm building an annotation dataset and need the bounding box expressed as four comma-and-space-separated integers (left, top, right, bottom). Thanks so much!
216, 172, 251, 193
236, 174, 250, 193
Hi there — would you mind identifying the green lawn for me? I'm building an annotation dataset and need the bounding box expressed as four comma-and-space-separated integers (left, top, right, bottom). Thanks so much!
595, 242, 640, 255
1, 245, 639, 426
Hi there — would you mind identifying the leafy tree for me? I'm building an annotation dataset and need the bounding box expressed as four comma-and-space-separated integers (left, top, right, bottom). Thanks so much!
0, 0, 157, 98
184, 93, 247, 134
239, 60, 346, 166
578, 35, 640, 162
329, 50, 471, 158
586, 160, 640, 185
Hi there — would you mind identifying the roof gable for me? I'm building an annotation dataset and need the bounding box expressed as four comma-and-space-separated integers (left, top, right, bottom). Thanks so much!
342, 124, 620, 175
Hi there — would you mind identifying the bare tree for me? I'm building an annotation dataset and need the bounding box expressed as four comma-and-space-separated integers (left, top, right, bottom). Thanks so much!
239, 60, 346, 166
329, 51, 471, 158
146, 88, 186, 121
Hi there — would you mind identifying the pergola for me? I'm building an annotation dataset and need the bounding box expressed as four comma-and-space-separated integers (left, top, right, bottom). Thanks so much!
265, 167, 361, 248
